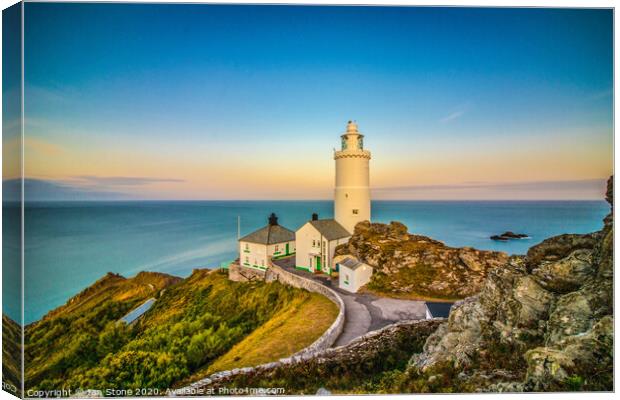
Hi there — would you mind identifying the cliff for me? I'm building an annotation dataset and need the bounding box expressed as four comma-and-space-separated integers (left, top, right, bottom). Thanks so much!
335, 221, 509, 300
400, 176, 613, 392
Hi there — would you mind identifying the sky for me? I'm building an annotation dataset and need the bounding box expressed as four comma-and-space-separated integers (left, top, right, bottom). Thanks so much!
9, 4, 613, 200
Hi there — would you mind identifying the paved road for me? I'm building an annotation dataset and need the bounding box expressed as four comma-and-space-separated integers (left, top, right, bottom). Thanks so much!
272, 257, 426, 346
334, 293, 372, 346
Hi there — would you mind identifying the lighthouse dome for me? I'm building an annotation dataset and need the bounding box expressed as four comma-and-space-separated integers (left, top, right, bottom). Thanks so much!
346, 120, 359, 134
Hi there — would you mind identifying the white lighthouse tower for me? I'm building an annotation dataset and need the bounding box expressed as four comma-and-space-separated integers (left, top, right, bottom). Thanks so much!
334, 120, 371, 234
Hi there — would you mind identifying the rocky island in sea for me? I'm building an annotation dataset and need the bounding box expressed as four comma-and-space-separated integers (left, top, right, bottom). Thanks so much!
490, 231, 530, 241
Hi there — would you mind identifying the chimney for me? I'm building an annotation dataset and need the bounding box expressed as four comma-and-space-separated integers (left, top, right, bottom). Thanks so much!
311, 213, 319, 221
268, 213, 278, 226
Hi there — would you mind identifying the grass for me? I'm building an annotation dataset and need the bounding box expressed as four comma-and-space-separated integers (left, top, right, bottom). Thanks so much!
183, 292, 339, 381
2, 314, 22, 395
24, 267, 341, 392
211, 319, 443, 395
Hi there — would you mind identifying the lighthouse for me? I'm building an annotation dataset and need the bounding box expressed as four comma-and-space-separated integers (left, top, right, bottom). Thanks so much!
334, 121, 371, 234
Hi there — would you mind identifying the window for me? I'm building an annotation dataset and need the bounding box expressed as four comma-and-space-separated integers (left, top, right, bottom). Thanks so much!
275, 244, 279, 252
245, 243, 249, 250
245, 256, 249, 263
341, 137, 347, 150
358, 137, 364, 150
352, 209, 359, 215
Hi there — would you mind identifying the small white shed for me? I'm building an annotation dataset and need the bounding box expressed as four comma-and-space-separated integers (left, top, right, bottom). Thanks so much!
337, 256, 373, 293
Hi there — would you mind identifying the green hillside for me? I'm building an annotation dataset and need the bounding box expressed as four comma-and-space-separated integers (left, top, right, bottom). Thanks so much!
2, 314, 22, 396
23, 269, 337, 393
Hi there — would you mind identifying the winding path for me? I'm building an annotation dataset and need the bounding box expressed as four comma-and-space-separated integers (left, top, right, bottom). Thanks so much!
271, 257, 427, 346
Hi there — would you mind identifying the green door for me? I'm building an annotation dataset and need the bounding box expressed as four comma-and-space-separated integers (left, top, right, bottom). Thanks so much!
316, 256, 321, 272
285, 243, 289, 255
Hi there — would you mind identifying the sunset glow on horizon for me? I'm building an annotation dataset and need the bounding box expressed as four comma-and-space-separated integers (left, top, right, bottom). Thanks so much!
10, 4, 612, 200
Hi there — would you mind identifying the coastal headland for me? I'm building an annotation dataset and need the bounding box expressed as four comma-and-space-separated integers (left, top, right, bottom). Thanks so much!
2, 178, 613, 395
179, 176, 614, 394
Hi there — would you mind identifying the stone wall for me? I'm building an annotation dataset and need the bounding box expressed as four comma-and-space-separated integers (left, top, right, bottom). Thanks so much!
229, 260, 345, 353
228, 262, 266, 282
171, 319, 443, 396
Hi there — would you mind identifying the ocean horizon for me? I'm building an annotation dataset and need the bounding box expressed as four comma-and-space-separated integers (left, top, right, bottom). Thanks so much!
3, 199, 609, 324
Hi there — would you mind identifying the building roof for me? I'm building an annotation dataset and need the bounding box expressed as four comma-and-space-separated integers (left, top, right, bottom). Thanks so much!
309, 219, 351, 241
120, 298, 156, 324
338, 256, 369, 271
239, 224, 295, 245
426, 302, 453, 318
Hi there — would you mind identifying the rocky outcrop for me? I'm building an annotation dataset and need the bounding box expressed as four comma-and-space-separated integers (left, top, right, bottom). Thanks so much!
335, 221, 509, 300
402, 176, 614, 392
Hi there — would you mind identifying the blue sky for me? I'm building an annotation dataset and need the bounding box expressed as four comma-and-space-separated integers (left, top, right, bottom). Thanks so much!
18, 4, 613, 200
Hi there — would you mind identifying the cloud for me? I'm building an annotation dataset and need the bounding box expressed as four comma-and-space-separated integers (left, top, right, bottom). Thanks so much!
3, 176, 186, 201
440, 110, 465, 123
373, 179, 608, 200
72, 175, 185, 186
375, 179, 607, 192
3, 178, 131, 201
440, 102, 472, 123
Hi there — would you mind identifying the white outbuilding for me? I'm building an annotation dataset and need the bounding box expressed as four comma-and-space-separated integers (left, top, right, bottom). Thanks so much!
238, 213, 295, 270
336, 256, 373, 293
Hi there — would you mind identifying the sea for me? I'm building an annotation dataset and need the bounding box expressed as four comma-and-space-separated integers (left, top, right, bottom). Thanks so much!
2, 200, 609, 324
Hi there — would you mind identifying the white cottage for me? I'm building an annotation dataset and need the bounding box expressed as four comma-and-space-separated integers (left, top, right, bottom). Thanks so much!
335, 256, 373, 293
238, 213, 295, 270
295, 214, 350, 275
